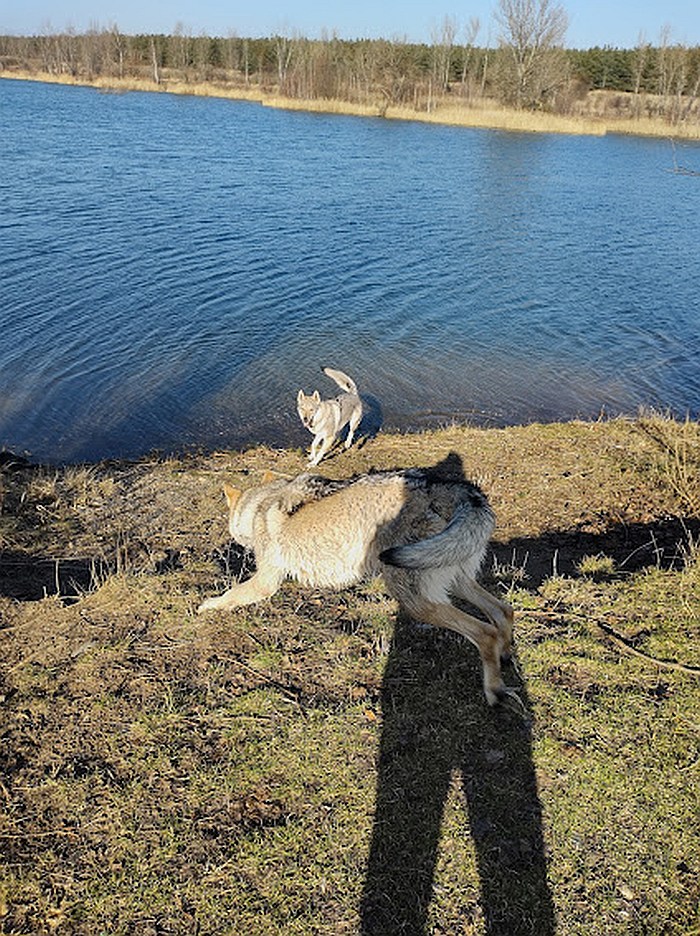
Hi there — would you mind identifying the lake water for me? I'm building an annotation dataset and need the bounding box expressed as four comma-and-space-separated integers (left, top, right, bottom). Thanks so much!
2, 78, 699, 464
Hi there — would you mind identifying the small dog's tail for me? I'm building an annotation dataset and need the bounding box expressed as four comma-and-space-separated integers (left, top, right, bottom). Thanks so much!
322, 366, 358, 395
380, 501, 494, 570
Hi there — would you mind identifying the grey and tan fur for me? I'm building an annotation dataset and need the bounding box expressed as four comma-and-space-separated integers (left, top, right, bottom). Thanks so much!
297, 367, 364, 465
198, 465, 515, 705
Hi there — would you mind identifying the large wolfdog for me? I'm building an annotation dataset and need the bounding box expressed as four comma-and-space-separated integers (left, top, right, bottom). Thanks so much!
198, 465, 514, 705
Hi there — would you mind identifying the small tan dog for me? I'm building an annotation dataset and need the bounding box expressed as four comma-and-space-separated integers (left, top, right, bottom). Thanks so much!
198, 464, 515, 706
296, 367, 364, 465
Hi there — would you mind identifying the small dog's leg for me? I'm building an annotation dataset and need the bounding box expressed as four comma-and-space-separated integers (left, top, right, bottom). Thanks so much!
198, 569, 283, 613
309, 436, 332, 465
309, 436, 322, 465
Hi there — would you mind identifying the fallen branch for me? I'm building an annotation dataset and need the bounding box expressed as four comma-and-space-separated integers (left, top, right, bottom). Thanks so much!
668, 138, 700, 176
591, 619, 700, 675
521, 608, 700, 675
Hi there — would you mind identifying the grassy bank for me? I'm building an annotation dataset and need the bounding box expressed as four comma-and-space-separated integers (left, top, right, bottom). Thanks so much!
4, 69, 700, 140
1, 414, 699, 935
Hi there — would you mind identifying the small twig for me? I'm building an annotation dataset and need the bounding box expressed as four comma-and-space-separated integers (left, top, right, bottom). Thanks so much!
0, 829, 78, 840
519, 609, 563, 620
501, 687, 528, 719
220, 655, 308, 714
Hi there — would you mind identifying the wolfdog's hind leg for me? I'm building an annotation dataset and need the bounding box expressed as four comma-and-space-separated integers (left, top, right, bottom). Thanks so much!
345, 410, 362, 449
405, 596, 507, 706
454, 577, 514, 661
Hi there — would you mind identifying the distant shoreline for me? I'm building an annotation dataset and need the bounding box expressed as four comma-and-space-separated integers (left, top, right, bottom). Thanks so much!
4, 69, 700, 140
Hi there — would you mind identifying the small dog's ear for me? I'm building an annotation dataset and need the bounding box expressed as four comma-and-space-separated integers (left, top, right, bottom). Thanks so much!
312, 390, 321, 402
222, 482, 242, 510
261, 470, 277, 484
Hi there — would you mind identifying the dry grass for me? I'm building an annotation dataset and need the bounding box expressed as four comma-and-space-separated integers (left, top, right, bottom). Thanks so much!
385, 99, 609, 136
636, 412, 700, 515
3, 69, 700, 139
260, 94, 608, 136
1, 416, 700, 934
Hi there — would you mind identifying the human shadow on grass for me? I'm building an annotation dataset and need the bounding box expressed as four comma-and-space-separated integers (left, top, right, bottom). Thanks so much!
360, 615, 554, 936
360, 450, 554, 935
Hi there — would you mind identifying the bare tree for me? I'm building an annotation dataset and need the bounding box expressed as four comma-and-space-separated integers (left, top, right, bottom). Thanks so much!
495, 0, 569, 108
110, 24, 126, 79
372, 38, 416, 113
459, 16, 481, 98
431, 15, 458, 98
172, 22, 193, 74
274, 32, 294, 89
241, 38, 251, 85
631, 32, 651, 117
656, 26, 696, 123
632, 33, 650, 94
149, 35, 160, 84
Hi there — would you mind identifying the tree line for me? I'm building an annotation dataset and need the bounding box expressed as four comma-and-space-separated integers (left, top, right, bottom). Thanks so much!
1, 3, 699, 125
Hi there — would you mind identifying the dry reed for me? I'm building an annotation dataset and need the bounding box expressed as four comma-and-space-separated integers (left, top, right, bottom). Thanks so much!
3, 69, 700, 139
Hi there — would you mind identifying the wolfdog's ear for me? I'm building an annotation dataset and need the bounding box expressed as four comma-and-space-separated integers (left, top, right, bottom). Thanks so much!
261, 470, 277, 484
222, 482, 242, 510
312, 390, 321, 402
297, 389, 305, 403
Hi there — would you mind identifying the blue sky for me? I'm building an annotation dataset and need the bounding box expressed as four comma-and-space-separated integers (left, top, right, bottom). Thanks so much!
2, 0, 698, 50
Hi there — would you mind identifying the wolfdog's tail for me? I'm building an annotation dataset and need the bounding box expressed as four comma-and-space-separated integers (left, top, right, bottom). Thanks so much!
322, 366, 358, 395
380, 500, 494, 570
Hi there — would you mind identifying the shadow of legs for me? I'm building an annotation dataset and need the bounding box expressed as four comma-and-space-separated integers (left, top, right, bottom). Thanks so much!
461, 694, 555, 935
361, 617, 554, 935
